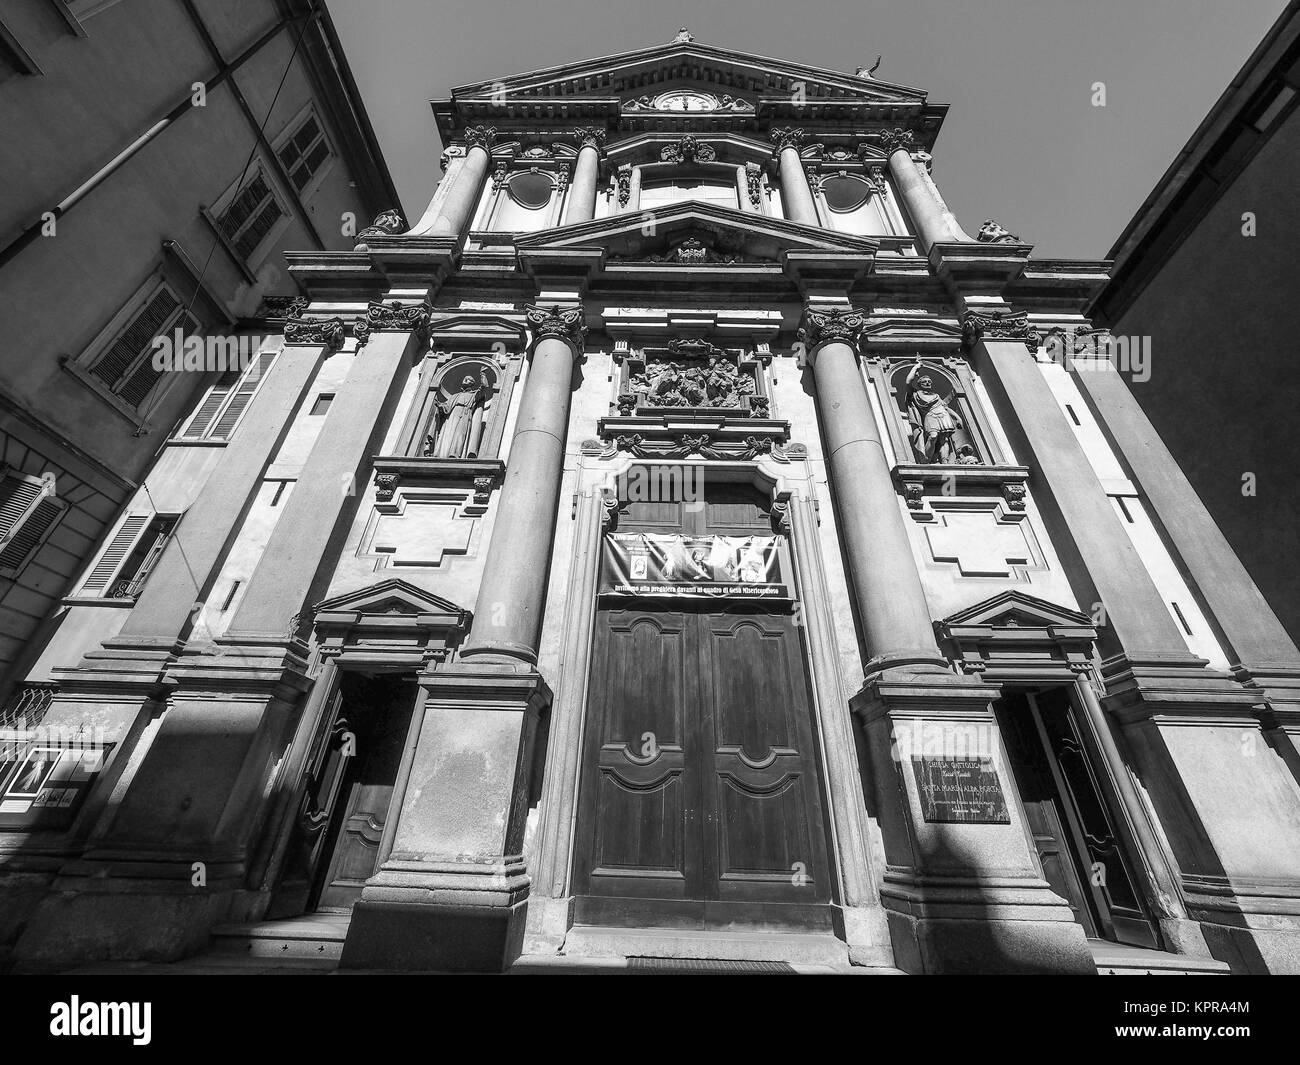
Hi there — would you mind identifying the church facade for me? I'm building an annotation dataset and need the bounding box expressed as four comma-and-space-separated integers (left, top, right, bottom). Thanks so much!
4, 32, 1300, 975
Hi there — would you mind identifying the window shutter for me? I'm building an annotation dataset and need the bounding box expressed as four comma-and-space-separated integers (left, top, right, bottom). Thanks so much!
117, 310, 197, 409
182, 365, 242, 439
90, 286, 180, 393
80, 513, 151, 595
210, 351, 276, 438
0, 471, 64, 576
0, 473, 43, 541
0, 495, 65, 573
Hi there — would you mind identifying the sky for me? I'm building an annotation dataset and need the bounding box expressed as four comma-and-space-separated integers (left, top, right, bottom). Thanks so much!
327, 0, 1285, 260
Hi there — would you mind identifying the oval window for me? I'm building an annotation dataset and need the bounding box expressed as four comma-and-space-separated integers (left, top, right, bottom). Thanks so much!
821, 175, 872, 212
507, 171, 553, 210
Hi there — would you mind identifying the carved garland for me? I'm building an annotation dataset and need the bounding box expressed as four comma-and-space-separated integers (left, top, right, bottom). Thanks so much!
660, 136, 716, 163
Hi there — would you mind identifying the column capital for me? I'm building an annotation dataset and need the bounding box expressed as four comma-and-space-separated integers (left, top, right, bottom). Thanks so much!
569, 126, 607, 152
770, 127, 807, 155
961, 309, 1039, 354
463, 125, 498, 152
283, 316, 346, 352
439, 144, 466, 171
525, 303, 587, 349
799, 306, 868, 351
353, 299, 433, 347
878, 127, 916, 155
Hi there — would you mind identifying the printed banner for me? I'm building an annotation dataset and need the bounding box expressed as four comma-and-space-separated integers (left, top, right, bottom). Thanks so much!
601, 533, 789, 599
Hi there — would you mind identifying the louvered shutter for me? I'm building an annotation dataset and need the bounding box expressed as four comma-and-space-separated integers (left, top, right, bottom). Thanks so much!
80, 514, 151, 595
210, 351, 276, 438
0, 495, 65, 574
0, 473, 43, 542
182, 365, 242, 439
89, 287, 180, 394
117, 310, 197, 409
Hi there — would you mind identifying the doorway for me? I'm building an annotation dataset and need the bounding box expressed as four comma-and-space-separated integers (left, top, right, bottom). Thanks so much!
571, 479, 836, 932
995, 686, 1159, 948
272, 672, 419, 917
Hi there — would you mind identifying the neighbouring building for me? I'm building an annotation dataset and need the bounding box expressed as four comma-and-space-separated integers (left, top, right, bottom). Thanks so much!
3, 28, 1300, 975
1089, 0, 1300, 647
0, 0, 399, 702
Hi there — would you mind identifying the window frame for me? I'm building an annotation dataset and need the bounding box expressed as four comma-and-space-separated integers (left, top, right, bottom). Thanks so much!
176, 349, 279, 442
68, 276, 198, 420
213, 161, 291, 267
273, 105, 336, 200
73, 510, 179, 602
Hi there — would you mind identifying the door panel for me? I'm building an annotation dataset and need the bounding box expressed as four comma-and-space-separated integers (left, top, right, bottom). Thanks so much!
701, 612, 831, 904
574, 604, 832, 921
577, 610, 699, 900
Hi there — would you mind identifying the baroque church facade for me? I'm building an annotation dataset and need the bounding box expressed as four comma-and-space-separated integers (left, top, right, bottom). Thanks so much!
4, 31, 1300, 974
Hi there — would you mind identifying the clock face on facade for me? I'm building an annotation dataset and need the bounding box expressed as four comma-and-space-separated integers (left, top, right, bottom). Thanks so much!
653, 90, 719, 112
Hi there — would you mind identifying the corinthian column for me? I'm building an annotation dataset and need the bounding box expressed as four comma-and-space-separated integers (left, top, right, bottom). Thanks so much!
877, 128, 969, 252
800, 307, 948, 672
771, 128, 819, 225
562, 128, 605, 225
428, 125, 496, 237
459, 304, 586, 664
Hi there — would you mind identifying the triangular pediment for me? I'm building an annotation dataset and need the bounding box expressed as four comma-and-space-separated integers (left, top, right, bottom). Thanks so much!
941, 591, 1093, 632
312, 578, 469, 623
451, 41, 930, 108
515, 201, 878, 266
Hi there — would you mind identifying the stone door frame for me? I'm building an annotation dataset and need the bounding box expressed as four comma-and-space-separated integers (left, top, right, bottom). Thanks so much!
525, 452, 892, 964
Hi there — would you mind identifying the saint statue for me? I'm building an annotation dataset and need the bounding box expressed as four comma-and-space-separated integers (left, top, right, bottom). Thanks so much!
905, 357, 965, 464
427, 371, 491, 458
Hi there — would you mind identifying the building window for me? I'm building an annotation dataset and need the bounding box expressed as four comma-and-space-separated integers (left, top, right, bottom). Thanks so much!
218, 168, 286, 261
309, 393, 334, 416
79, 513, 177, 600
277, 111, 332, 193
639, 177, 737, 210
488, 169, 559, 232
87, 282, 198, 410
0, 469, 66, 578
179, 351, 277, 441
815, 172, 893, 235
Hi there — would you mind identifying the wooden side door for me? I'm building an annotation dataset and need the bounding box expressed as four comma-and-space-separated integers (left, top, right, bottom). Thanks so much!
996, 697, 1100, 935
311, 677, 418, 912
698, 609, 832, 906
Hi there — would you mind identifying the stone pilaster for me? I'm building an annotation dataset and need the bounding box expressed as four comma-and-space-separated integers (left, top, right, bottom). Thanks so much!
966, 303, 1300, 973
562, 128, 605, 226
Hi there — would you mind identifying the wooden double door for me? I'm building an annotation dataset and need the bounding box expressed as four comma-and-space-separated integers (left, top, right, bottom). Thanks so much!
573, 603, 834, 928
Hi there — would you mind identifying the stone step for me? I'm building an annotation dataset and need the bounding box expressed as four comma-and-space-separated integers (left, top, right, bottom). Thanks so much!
561, 924, 852, 968
208, 914, 351, 961
1089, 940, 1231, 976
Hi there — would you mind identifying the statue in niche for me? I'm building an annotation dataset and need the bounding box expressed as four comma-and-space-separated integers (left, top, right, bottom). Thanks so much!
426, 370, 492, 458
905, 357, 966, 464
